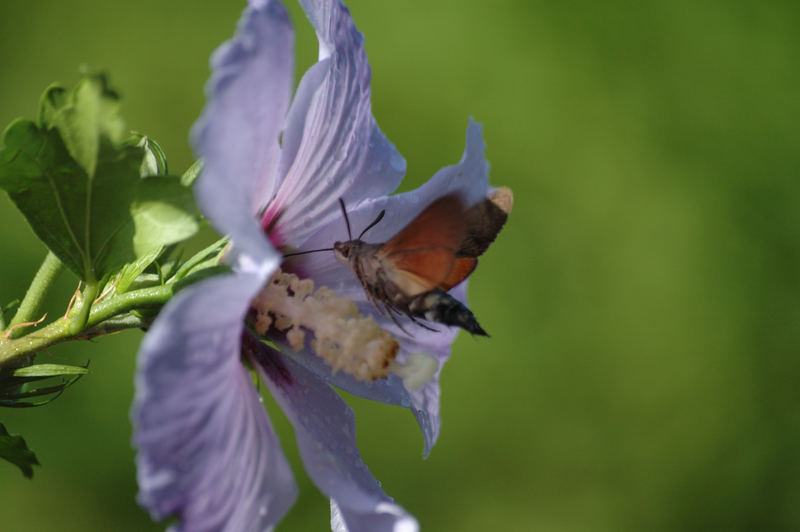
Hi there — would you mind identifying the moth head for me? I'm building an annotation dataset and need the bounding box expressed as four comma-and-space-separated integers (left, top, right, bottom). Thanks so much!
333, 241, 353, 264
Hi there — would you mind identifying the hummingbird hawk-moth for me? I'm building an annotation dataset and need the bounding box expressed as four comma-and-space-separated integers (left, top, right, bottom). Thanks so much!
331, 187, 512, 336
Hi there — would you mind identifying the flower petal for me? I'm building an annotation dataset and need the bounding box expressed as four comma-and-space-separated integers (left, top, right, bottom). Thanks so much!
285, 119, 491, 454
334, 117, 490, 244
290, 119, 490, 287
263, 0, 406, 247
252, 344, 418, 532
273, 310, 448, 457
133, 274, 296, 531
192, 0, 293, 264
331, 499, 419, 532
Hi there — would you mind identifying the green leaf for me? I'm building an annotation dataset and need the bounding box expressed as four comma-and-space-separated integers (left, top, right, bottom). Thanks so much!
10, 363, 88, 379
173, 264, 231, 291
0, 363, 88, 407
0, 423, 39, 478
0, 76, 199, 281
0, 300, 20, 331
180, 159, 202, 187
171, 237, 228, 282
153, 248, 184, 282
116, 247, 163, 294
38, 76, 125, 177
133, 134, 168, 177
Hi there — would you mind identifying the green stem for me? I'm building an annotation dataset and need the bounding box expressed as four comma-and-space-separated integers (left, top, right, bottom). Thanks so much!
68, 281, 99, 336
87, 284, 174, 325
0, 283, 174, 368
7, 252, 63, 334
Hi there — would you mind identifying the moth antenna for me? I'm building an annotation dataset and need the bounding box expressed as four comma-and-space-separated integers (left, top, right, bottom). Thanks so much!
283, 247, 334, 258
339, 198, 353, 240
358, 210, 386, 240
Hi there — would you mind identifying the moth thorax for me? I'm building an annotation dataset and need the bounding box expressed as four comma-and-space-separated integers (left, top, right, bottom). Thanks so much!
251, 269, 399, 382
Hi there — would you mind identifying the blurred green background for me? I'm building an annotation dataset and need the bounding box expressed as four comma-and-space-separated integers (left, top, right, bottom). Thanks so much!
1, 0, 799, 530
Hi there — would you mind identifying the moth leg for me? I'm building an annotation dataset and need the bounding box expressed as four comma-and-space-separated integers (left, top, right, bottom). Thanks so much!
407, 314, 438, 333
383, 303, 413, 336
369, 295, 390, 318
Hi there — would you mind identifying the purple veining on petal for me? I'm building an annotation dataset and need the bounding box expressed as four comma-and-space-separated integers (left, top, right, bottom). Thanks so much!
133, 273, 296, 531
192, 0, 293, 265
262, 0, 405, 248
252, 343, 419, 532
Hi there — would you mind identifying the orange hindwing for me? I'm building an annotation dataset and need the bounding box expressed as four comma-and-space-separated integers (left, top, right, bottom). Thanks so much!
377, 195, 466, 296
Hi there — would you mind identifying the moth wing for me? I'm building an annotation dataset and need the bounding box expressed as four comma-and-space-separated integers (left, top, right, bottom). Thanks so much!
458, 187, 513, 257
378, 195, 466, 296
381, 247, 458, 296
438, 257, 478, 292
438, 187, 511, 290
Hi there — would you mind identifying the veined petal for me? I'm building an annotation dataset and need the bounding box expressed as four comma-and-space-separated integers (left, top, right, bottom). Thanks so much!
271, 338, 438, 451
263, 0, 405, 247
192, 0, 293, 264
333, 118, 491, 246
272, 297, 452, 456
284, 119, 491, 454
371, 294, 463, 457
133, 274, 296, 531
252, 344, 418, 532
290, 119, 490, 286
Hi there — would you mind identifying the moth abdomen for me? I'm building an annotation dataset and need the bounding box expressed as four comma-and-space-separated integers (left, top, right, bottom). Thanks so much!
408, 289, 488, 337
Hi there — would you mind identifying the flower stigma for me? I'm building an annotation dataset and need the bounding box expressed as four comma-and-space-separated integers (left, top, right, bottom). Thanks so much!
252, 270, 401, 382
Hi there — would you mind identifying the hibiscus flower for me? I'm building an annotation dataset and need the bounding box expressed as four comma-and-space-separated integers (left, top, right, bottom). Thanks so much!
132, 0, 503, 530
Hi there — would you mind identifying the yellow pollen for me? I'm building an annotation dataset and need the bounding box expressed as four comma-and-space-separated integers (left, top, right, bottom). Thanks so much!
252, 270, 399, 382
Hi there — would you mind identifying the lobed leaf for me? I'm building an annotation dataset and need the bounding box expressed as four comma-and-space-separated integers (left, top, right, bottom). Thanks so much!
0, 76, 199, 281
0, 423, 39, 478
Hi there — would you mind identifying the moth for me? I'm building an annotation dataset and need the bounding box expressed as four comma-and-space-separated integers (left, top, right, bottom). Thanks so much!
330, 187, 512, 336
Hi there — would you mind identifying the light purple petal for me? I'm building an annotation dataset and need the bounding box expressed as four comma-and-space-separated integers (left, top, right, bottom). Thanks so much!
283, 120, 491, 453
289, 119, 490, 288
331, 499, 419, 532
263, 0, 405, 248
133, 274, 296, 531
270, 337, 438, 451
252, 344, 418, 532
192, 0, 293, 264
271, 302, 450, 456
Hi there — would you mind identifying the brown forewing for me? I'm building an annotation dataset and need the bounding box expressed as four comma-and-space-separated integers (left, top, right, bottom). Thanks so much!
437, 187, 513, 290
457, 187, 513, 257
